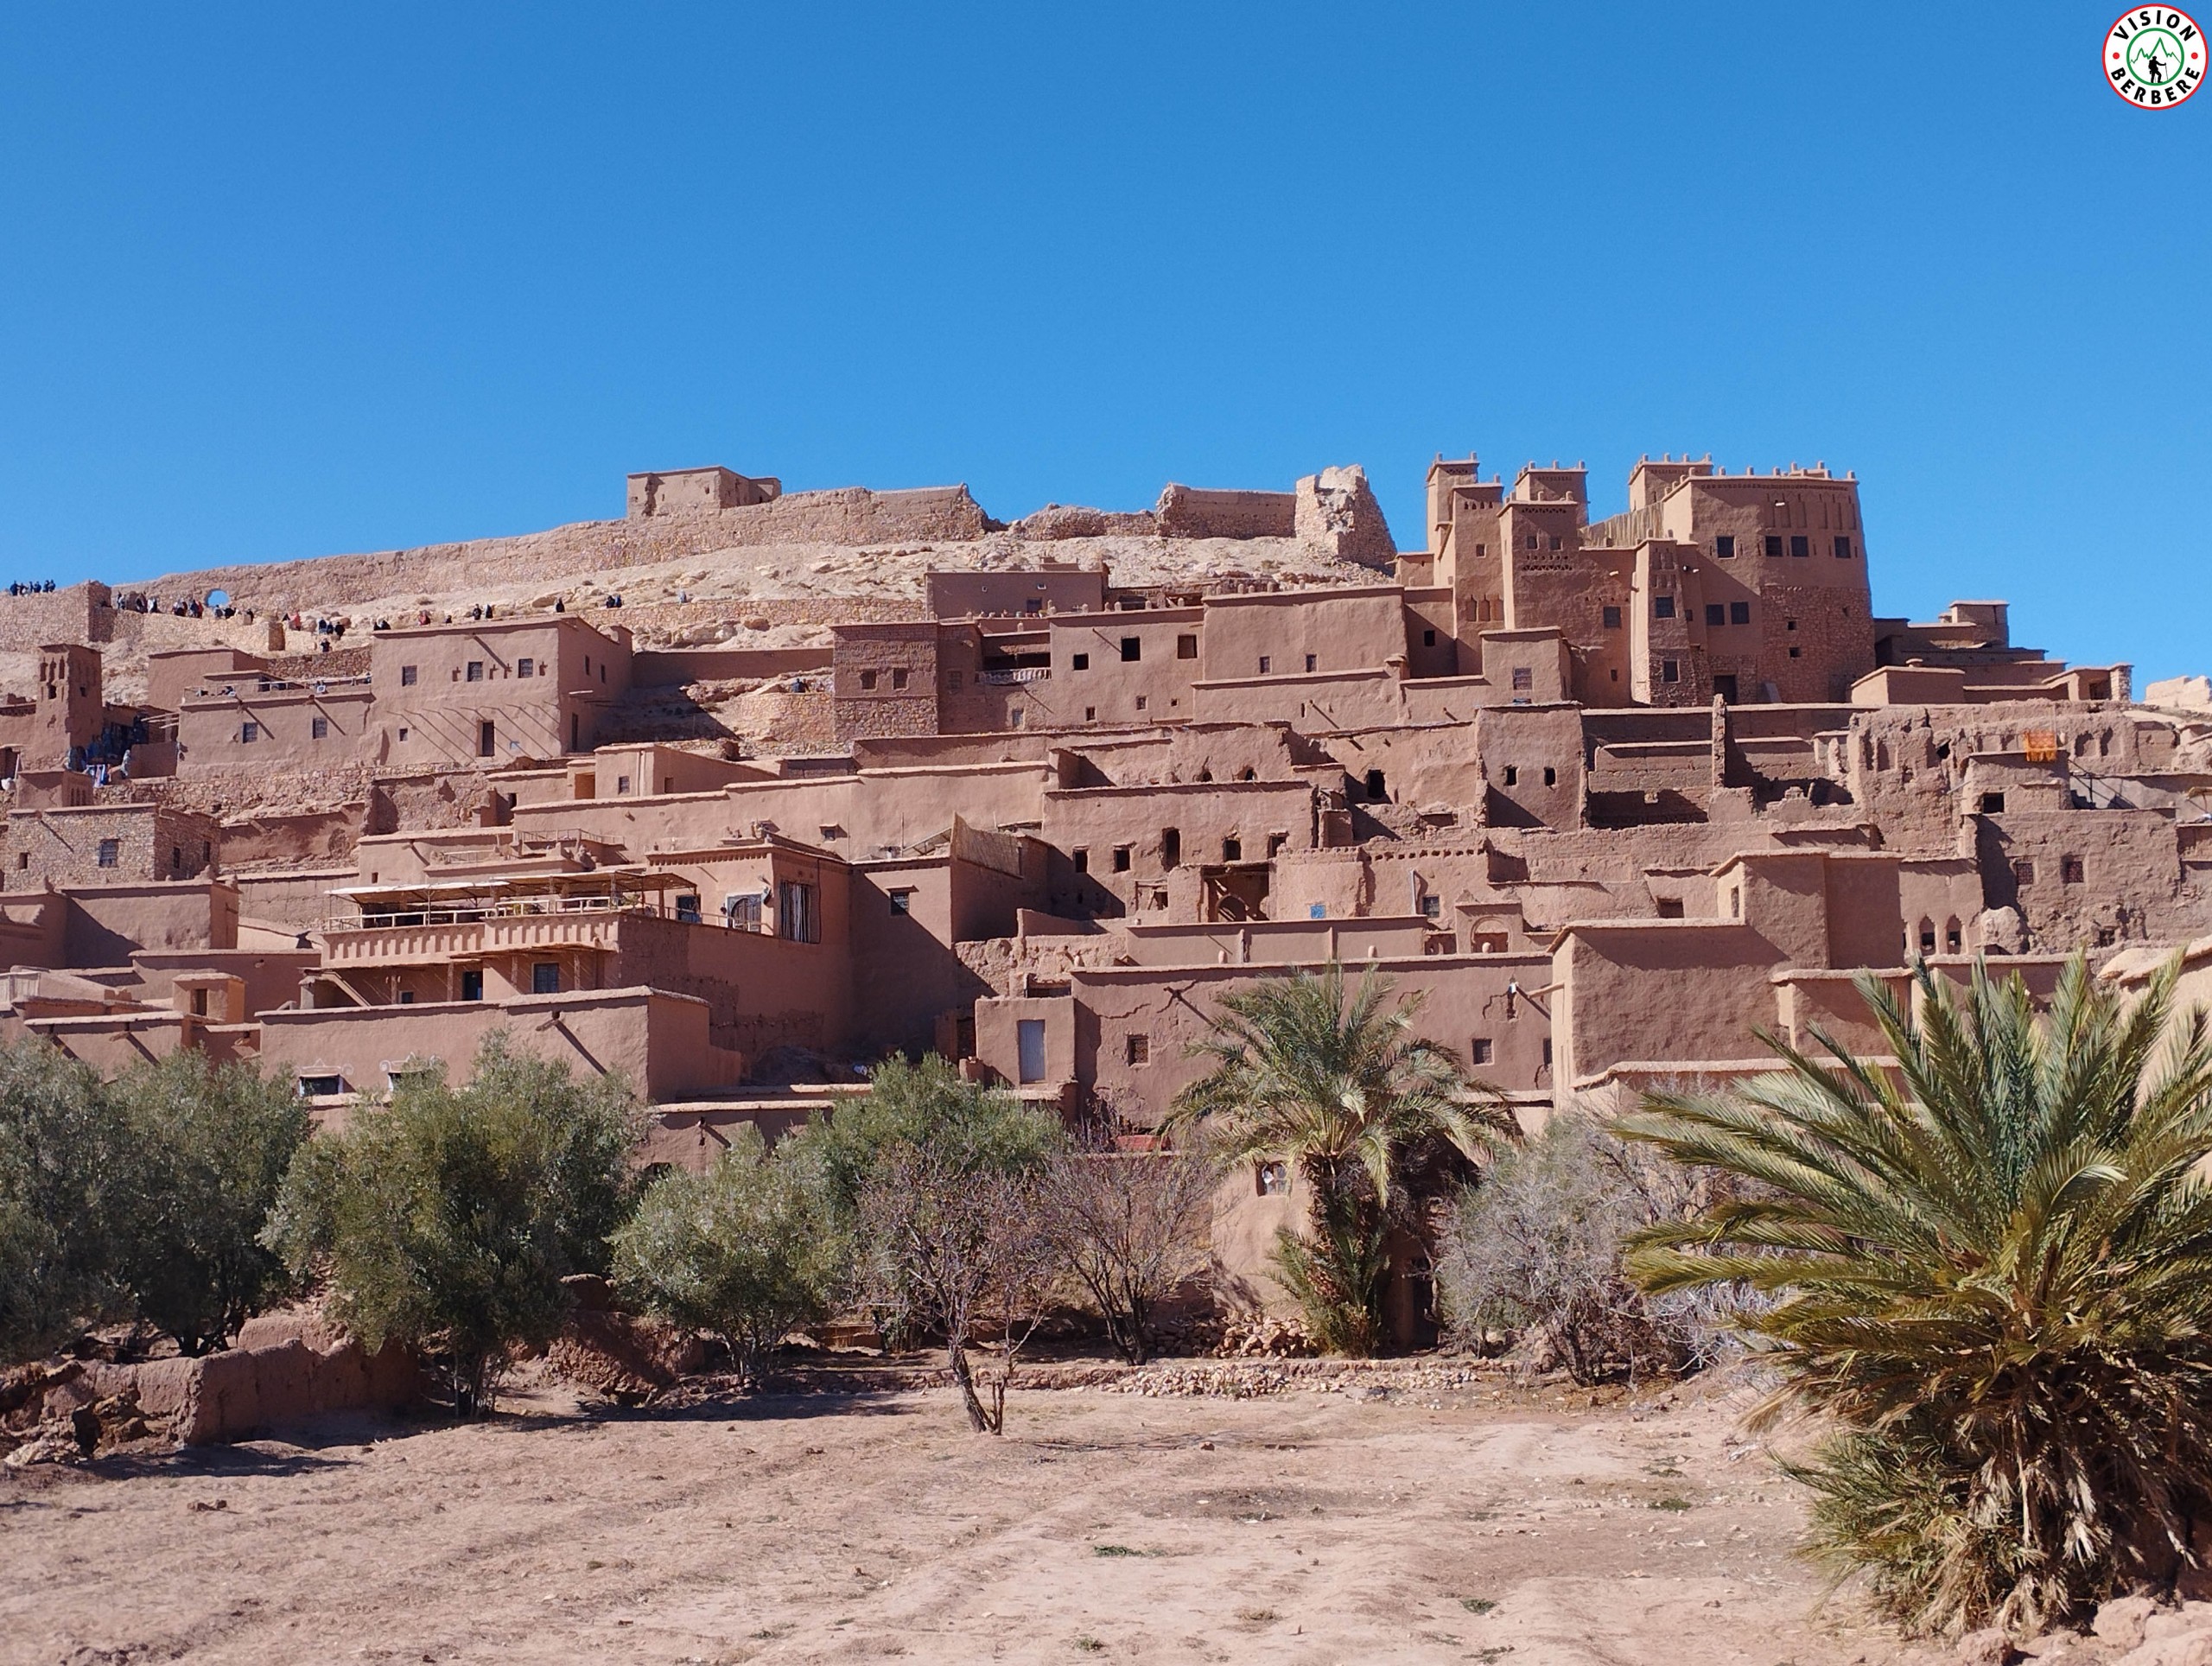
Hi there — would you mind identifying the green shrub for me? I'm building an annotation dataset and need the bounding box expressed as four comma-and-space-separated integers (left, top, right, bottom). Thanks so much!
109, 1052, 311, 1356
612, 1127, 835, 1382
0, 1043, 131, 1362
264, 1039, 639, 1415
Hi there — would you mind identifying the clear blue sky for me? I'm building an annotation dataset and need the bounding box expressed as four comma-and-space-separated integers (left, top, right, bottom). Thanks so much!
1, 3, 2205, 680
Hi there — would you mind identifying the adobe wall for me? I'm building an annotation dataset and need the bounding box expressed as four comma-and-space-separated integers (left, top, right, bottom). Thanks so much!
67, 881, 238, 963
178, 686, 375, 773
630, 645, 830, 686
259, 986, 744, 1103
1199, 588, 1407, 683
926, 568, 1106, 619
22, 1316, 419, 1446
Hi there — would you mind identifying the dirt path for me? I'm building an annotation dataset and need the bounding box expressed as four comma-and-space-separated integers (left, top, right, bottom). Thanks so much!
3, 1373, 1938, 1664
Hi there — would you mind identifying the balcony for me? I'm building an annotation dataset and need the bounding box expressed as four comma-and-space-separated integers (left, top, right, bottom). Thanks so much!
323, 910, 625, 967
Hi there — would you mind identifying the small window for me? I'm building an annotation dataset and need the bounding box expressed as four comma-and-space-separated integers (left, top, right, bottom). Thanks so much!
478, 720, 496, 757
1503, 765, 1519, 785
1258, 656, 1272, 674
1787, 617, 1798, 630
297, 1074, 342, 1098
1255, 1160, 1289, 1196
239, 722, 259, 743
1071, 652, 1089, 671
460, 970, 484, 1001
1363, 768, 1385, 800
2014, 859, 2036, 887
1549, 536, 1562, 551
1602, 604, 1622, 629
1135, 695, 1147, 711
1161, 828, 1180, 869
1084, 706, 1096, 722
466, 661, 484, 682
945, 669, 963, 690
517, 658, 534, 677
1470, 1038, 1493, 1065
531, 962, 561, 995
1125, 1033, 1149, 1065
2061, 855, 2084, 885
397, 990, 415, 1005
676, 894, 702, 923
1177, 633, 1198, 660
1222, 837, 1242, 862
1420, 894, 1441, 919
1072, 848, 1088, 874
1980, 792, 2006, 814
1714, 535, 1735, 559
1112, 845, 1132, 873
1511, 666, 1533, 691
1764, 535, 1784, 558
1267, 831, 1287, 857
1789, 535, 1809, 558
1654, 595, 1675, 620
1656, 897, 1684, 918
1730, 601, 1751, 625
860, 669, 879, 690
1834, 536, 1853, 559
615, 774, 631, 794
1946, 919, 1963, 952
1788, 645, 1802, 658
1662, 659, 1680, 684
1920, 919, 1937, 954
311, 716, 328, 740
1120, 637, 1141, 663
1542, 766, 1557, 786
1304, 653, 1317, 672
889, 888, 914, 914
1541, 1038, 1553, 1067
97, 837, 119, 868
1705, 603, 1726, 626
170, 846, 182, 872
15, 853, 27, 869
397, 727, 410, 741
1421, 628, 1437, 647
399, 664, 418, 687
891, 667, 909, 691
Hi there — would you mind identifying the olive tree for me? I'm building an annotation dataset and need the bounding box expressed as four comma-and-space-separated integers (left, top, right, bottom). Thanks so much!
109, 1052, 311, 1356
612, 1127, 836, 1383
265, 1039, 639, 1415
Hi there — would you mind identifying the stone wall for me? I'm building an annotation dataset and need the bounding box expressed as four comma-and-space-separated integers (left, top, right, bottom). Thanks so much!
131, 486, 989, 617
0, 583, 113, 654
1155, 485, 1297, 541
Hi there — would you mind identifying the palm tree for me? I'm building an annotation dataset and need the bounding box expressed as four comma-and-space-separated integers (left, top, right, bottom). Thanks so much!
1618, 956, 2212, 1637
1169, 963, 1513, 1354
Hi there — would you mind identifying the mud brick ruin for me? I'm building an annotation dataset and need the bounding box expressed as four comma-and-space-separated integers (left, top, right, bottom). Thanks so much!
3, 450, 2208, 1299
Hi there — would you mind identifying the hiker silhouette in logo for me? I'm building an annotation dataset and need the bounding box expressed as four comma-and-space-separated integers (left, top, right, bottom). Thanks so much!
2140, 42, 2168, 83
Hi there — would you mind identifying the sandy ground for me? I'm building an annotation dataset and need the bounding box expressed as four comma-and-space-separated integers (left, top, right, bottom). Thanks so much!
3, 1367, 1942, 1666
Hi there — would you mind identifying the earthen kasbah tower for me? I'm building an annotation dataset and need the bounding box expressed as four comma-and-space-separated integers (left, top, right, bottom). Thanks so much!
2, 451, 2204, 1330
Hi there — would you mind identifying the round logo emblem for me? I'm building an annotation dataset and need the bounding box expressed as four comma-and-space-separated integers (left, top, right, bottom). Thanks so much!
2107, 8, 2203, 107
